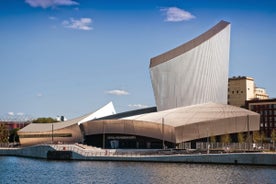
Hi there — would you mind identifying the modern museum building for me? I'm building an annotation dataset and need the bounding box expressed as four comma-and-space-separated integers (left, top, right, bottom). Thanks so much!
18, 20, 260, 149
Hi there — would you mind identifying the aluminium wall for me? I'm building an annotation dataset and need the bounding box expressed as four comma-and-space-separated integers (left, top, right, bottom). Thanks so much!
150, 21, 231, 111
19, 124, 83, 147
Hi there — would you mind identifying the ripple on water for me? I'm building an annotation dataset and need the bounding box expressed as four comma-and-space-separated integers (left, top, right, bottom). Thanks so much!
1, 157, 276, 184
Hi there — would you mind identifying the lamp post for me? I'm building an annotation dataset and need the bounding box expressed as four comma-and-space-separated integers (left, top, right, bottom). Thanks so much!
207, 128, 210, 154
103, 122, 105, 149
52, 122, 54, 144
162, 118, 165, 150
247, 115, 251, 150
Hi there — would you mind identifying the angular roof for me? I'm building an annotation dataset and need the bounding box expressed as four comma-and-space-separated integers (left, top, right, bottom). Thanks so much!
19, 102, 116, 133
123, 102, 259, 127
150, 20, 230, 68
82, 103, 260, 143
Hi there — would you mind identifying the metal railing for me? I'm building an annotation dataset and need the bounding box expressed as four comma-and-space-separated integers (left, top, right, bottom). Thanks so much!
196, 142, 275, 152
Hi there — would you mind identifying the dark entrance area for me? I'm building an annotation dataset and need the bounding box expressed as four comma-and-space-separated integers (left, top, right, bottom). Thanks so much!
84, 134, 174, 149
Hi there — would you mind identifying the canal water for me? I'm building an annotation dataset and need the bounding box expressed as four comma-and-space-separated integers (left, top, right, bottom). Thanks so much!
1, 156, 276, 184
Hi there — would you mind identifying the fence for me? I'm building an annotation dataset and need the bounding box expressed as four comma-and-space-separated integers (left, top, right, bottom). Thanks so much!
196, 142, 274, 151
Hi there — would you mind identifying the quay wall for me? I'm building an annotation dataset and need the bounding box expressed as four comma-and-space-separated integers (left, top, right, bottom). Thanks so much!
0, 145, 55, 159
1, 145, 276, 166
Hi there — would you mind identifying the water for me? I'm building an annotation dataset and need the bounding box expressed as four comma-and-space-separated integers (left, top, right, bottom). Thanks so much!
1, 156, 276, 184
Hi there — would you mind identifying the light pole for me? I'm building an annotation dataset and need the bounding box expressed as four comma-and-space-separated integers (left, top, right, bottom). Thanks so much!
207, 128, 210, 154
247, 115, 251, 150
52, 122, 54, 144
162, 118, 165, 149
103, 122, 105, 149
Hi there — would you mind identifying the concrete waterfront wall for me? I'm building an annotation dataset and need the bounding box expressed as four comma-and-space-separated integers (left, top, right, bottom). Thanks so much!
0, 145, 55, 159
1, 145, 276, 166
72, 152, 276, 166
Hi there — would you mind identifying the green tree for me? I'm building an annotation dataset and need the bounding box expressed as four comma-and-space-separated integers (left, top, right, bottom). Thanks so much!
32, 117, 58, 123
210, 135, 216, 143
221, 134, 231, 145
271, 129, 276, 149
260, 131, 266, 144
9, 128, 20, 143
253, 131, 264, 144
0, 123, 9, 144
237, 132, 245, 143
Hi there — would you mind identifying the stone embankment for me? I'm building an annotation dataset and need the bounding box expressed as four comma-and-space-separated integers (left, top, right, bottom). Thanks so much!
1, 144, 276, 166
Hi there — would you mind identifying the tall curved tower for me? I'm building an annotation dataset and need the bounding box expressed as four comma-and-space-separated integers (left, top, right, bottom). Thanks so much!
150, 20, 231, 111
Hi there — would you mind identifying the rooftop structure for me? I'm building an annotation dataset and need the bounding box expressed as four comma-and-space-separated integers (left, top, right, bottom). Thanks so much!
228, 76, 269, 107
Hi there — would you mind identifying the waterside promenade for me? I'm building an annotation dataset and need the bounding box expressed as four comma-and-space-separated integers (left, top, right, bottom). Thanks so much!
1, 144, 276, 166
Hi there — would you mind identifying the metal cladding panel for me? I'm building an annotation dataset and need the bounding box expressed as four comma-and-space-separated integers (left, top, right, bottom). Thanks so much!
19, 124, 83, 146
150, 21, 231, 111
82, 119, 176, 143
174, 114, 260, 143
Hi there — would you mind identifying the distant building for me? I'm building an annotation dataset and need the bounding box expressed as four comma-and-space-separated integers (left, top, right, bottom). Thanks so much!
228, 76, 269, 107
246, 99, 276, 138
0, 121, 30, 131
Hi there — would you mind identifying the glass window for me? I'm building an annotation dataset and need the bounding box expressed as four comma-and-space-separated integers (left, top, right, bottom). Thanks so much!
260, 123, 263, 127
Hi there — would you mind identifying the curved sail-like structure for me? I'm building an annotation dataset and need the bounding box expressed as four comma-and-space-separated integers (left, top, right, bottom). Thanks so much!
150, 21, 231, 111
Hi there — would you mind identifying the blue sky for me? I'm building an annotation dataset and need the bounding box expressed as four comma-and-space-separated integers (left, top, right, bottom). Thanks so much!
0, 0, 275, 120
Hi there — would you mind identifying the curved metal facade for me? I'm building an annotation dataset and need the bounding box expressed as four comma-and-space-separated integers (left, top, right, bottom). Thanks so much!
81, 103, 260, 144
150, 21, 231, 111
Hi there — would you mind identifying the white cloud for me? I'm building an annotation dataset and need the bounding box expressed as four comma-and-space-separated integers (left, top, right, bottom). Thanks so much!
161, 7, 195, 22
128, 104, 148, 109
49, 16, 57, 20
106, 90, 130, 96
36, 93, 43, 97
62, 18, 93, 31
8, 112, 14, 116
25, 0, 79, 8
